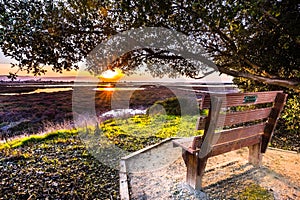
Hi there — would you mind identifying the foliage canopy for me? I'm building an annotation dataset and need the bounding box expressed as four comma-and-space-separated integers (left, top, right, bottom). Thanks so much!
0, 0, 299, 91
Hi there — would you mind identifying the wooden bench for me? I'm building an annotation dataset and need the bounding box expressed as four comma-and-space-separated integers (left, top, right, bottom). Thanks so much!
173, 91, 287, 190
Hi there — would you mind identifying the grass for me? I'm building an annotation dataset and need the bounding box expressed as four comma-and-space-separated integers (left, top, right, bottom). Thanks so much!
1, 114, 202, 151
0, 129, 77, 149
0, 113, 284, 199
0, 113, 203, 199
99, 114, 203, 152
237, 184, 274, 200
0, 132, 120, 199
101, 114, 203, 138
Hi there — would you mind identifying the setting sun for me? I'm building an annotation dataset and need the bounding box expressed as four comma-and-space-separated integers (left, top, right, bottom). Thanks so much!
98, 68, 124, 82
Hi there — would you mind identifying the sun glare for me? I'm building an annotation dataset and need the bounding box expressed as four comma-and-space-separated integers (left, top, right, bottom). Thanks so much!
98, 68, 124, 82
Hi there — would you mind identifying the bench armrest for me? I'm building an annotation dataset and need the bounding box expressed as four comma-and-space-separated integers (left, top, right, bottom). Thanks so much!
172, 137, 202, 154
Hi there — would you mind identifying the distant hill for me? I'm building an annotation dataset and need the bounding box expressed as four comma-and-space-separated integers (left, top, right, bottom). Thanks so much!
0, 75, 93, 82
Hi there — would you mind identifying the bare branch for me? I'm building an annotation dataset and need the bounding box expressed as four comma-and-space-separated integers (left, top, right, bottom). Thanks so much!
218, 66, 300, 92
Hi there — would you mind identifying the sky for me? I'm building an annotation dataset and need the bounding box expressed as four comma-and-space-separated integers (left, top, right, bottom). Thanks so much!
0, 50, 78, 77
0, 50, 232, 82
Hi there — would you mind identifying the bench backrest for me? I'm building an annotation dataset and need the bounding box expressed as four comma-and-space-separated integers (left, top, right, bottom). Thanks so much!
193, 91, 287, 158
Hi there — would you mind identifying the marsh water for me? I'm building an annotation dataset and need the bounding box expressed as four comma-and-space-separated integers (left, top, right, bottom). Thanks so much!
0, 81, 238, 95
0, 81, 238, 140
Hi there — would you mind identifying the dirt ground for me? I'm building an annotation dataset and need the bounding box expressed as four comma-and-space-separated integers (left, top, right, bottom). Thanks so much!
128, 146, 300, 199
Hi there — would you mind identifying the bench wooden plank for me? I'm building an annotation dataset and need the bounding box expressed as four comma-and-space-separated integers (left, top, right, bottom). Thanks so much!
221, 108, 272, 127
196, 116, 207, 130
173, 123, 266, 154
262, 92, 287, 153
198, 97, 223, 159
196, 108, 272, 129
199, 91, 282, 109
209, 135, 261, 157
173, 137, 198, 154
248, 142, 262, 166
213, 123, 266, 145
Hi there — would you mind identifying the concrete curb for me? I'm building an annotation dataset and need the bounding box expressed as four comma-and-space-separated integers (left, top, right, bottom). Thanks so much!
119, 137, 181, 200
268, 147, 298, 154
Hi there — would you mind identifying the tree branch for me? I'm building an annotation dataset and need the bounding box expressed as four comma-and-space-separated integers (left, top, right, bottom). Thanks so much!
218, 66, 300, 92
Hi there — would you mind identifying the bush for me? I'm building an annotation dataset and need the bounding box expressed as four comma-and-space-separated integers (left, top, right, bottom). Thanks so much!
146, 97, 200, 116
280, 95, 300, 132
233, 77, 300, 152
273, 94, 300, 151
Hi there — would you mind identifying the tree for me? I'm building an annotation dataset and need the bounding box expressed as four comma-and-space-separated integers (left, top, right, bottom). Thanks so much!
0, 0, 117, 75
0, 0, 299, 91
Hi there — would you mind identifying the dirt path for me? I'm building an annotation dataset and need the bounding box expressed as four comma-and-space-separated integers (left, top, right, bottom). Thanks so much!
128, 147, 300, 199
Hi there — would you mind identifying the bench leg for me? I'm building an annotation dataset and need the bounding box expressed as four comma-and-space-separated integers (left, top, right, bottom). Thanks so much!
248, 143, 262, 167
182, 150, 208, 190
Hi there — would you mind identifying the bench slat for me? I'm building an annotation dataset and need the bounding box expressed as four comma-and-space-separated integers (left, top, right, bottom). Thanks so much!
224, 92, 279, 107
196, 108, 272, 129
209, 135, 261, 157
221, 108, 272, 127
213, 123, 266, 146
199, 91, 282, 109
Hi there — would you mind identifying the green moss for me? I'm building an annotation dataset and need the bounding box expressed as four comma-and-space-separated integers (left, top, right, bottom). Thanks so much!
101, 114, 202, 139
0, 129, 78, 149
237, 184, 274, 200
98, 114, 203, 152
